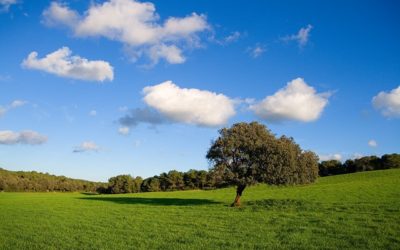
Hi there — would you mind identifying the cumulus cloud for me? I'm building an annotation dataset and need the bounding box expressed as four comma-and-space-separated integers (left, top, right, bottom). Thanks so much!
372, 86, 400, 118
0, 130, 47, 145
250, 78, 330, 122
22, 47, 114, 82
119, 107, 167, 128
42, 0, 209, 65
0, 99, 27, 117
73, 141, 100, 153
319, 153, 342, 162
143, 81, 236, 127
283, 24, 313, 47
42, 2, 79, 27
368, 140, 377, 147
0, 0, 17, 12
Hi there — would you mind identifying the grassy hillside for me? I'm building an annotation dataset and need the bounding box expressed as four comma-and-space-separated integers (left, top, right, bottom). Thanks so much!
1, 169, 399, 249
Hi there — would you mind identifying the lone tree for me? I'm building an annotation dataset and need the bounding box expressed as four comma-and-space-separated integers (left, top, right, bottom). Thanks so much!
207, 122, 319, 207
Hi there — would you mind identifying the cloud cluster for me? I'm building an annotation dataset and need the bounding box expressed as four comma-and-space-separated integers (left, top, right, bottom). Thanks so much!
22, 47, 114, 82
0, 130, 47, 145
372, 85, 400, 118
250, 78, 330, 122
73, 141, 100, 153
42, 0, 209, 65
143, 81, 236, 127
283, 24, 313, 47
0, 100, 27, 117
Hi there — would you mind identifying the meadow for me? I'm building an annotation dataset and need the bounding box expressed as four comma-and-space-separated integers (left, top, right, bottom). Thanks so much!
0, 169, 399, 249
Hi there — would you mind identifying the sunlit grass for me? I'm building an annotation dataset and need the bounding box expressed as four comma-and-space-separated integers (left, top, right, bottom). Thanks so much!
1, 169, 399, 249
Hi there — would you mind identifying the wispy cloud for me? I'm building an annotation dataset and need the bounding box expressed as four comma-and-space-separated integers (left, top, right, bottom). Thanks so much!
247, 44, 266, 58
282, 24, 313, 47
0, 130, 48, 145
0, 100, 27, 117
73, 141, 100, 153
0, 0, 17, 12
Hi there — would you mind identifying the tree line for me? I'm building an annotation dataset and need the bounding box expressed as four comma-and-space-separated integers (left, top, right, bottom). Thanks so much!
318, 153, 400, 176
0, 168, 106, 192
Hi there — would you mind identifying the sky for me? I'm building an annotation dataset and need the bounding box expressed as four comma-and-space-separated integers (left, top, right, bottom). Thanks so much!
0, 0, 399, 182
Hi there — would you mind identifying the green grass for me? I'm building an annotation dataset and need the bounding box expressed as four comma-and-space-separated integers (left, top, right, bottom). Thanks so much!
1, 169, 399, 249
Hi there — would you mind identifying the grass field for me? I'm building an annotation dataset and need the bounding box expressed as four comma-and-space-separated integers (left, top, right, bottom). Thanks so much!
1, 169, 399, 249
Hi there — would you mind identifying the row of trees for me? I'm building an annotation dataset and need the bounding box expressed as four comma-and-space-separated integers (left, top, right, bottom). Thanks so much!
318, 153, 400, 176
100, 169, 218, 194
0, 168, 106, 192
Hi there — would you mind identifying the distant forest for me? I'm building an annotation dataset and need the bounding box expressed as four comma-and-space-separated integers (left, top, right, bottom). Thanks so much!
1, 153, 399, 193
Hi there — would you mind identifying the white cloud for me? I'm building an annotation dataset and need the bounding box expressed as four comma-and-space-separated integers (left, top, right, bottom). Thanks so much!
73, 141, 100, 153
0, 99, 27, 117
250, 78, 330, 122
248, 44, 266, 58
223, 31, 241, 43
148, 44, 185, 64
0, 130, 47, 145
42, 2, 79, 28
118, 126, 130, 135
0, 0, 17, 12
319, 153, 342, 162
10, 100, 27, 108
143, 81, 236, 127
42, 0, 209, 65
89, 110, 97, 116
368, 140, 377, 147
372, 86, 400, 118
283, 24, 313, 47
22, 47, 114, 82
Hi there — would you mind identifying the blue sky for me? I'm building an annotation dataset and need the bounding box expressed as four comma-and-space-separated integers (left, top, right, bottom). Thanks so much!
0, 0, 399, 181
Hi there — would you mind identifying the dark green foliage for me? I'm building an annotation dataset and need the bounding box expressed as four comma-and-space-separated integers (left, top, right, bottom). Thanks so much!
0, 168, 106, 192
319, 160, 346, 176
206, 122, 319, 187
319, 153, 400, 176
108, 175, 136, 194
381, 153, 400, 169
141, 176, 161, 192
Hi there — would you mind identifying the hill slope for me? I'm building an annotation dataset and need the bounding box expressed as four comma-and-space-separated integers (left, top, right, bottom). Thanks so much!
0, 169, 399, 249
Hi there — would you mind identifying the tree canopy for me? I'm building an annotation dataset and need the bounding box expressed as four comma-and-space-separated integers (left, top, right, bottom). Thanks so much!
207, 122, 319, 206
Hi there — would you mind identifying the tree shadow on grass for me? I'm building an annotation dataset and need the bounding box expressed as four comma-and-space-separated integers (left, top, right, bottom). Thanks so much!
78, 196, 221, 206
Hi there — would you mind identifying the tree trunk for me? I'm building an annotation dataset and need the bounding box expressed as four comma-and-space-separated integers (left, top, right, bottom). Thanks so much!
231, 184, 246, 207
